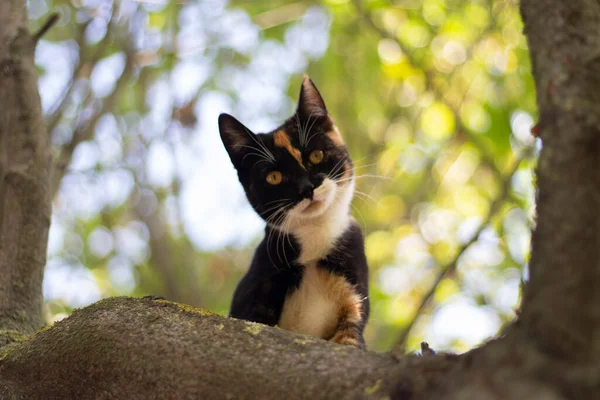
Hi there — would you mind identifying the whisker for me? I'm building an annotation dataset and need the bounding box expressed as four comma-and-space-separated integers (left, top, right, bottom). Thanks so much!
350, 162, 379, 171
295, 113, 306, 147
265, 208, 287, 266
350, 202, 368, 231
233, 143, 275, 164
281, 214, 294, 267
273, 214, 286, 267
304, 110, 321, 146
260, 203, 290, 217
330, 156, 349, 179
275, 214, 284, 264
336, 174, 393, 183
353, 190, 380, 205
300, 108, 318, 147
240, 126, 276, 162
283, 213, 295, 265
267, 209, 288, 268
263, 198, 291, 207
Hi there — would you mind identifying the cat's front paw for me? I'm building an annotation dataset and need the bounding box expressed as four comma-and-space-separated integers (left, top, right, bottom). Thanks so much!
330, 332, 364, 348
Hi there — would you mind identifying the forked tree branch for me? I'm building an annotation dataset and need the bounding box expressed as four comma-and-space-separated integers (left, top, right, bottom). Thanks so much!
393, 155, 526, 353
51, 47, 135, 199
46, 5, 118, 135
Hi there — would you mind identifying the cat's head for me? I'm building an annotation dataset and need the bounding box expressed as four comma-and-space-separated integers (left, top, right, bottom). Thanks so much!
218, 76, 354, 229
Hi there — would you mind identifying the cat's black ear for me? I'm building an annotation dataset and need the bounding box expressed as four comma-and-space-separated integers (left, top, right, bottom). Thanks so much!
218, 113, 255, 168
297, 75, 328, 119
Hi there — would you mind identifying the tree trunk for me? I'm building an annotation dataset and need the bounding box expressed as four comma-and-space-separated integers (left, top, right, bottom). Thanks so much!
0, 0, 50, 342
518, 0, 600, 363
1, 0, 600, 398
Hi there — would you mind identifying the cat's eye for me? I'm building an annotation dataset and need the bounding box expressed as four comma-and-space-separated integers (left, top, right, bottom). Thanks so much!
266, 171, 283, 185
309, 150, 324, 164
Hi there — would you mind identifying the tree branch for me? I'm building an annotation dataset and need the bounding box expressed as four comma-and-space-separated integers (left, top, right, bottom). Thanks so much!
45, 5, 118, 135
0, 296, 586, 399
51, 47, 135, 199
45, 19, 93, 133
0, 296, 482, 399
32, 12, 59, 43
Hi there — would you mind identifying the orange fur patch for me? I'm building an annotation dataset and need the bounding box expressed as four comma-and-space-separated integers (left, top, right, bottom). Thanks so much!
274, 130, 304, 168
331, 332, 360, 347
278, 264, 363, 340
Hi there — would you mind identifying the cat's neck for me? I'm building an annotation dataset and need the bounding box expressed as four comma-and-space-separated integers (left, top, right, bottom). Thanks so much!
288, 180, 355, 265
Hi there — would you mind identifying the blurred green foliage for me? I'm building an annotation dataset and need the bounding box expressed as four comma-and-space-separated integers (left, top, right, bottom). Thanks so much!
32, 0, 537, 353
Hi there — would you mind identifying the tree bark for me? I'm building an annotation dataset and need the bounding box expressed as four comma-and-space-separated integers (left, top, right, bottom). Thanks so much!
518, 0, 600, 362
0, 297, 456, 399
0, 296, 554, 400
0, 0, 50, 341
1, 0, 600, 398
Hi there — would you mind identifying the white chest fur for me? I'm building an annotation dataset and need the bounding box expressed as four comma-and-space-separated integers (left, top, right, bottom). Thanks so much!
289, 178, 354, 265
292, 212, 350, 265
277, 178, 359, 338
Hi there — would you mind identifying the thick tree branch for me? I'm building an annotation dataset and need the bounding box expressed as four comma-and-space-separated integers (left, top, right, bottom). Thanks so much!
0, 297, 454, 399
518, 0, 600, 362
0, 296, 565, 399
0, 0, 50, 336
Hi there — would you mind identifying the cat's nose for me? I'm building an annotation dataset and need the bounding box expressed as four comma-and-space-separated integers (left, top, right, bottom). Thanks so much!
298, 180, 314, 200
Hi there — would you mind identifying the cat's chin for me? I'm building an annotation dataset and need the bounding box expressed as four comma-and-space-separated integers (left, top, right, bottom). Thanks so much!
294, 198, 328, 218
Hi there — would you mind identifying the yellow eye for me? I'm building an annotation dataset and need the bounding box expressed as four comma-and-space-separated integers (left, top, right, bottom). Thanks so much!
266, 171, 283, 185
309, 150, 324, 164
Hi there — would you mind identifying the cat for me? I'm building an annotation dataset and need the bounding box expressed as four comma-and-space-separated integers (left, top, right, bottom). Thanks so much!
218, 76, 369, 347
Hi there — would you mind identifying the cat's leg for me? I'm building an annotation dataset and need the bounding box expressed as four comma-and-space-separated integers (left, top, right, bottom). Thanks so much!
329, 288, 366, 348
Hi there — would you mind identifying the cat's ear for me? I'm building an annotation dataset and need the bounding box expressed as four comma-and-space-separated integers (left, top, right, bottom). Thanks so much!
218, 113, 255, 168
296, 75, 328, 119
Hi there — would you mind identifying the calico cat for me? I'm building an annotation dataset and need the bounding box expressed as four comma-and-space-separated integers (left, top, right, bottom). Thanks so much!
219, 76, 369, 347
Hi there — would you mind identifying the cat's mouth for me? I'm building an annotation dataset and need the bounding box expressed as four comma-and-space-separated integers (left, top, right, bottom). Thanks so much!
291, 179, 337, 218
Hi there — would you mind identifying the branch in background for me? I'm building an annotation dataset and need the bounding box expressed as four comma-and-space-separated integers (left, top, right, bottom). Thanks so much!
392, 155, 526, 354
46, 6, 117, 135
51, 47, 134, 199
45, 19, 93, 133
32, 12, 59, 43
253, 2, 308, 30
